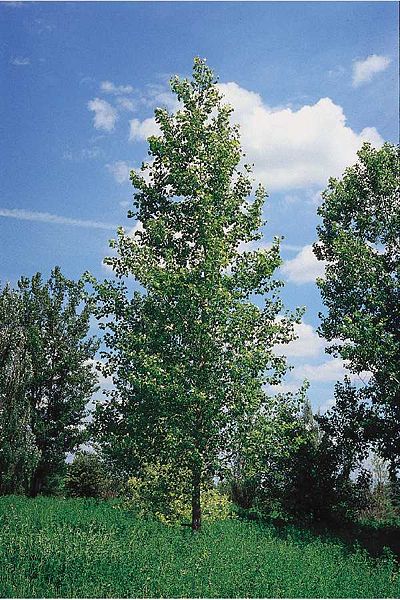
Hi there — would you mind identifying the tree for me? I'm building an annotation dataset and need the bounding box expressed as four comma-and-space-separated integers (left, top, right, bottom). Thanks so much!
228, 389, 310, 520
0, 285, 39, 494
230, 390, 371, 525
15, 267, 99, 496
66, 452, 109, 498
92, 58, 302, 530
314, 142, 400, 476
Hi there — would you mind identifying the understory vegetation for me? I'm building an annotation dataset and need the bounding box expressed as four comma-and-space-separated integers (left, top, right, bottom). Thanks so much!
0, 496, 398, 599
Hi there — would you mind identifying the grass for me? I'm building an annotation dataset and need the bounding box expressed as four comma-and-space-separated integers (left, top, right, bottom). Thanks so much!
0, 495, 398, 598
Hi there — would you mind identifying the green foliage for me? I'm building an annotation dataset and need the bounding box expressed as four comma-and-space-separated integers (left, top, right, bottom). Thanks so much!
360, 454, 399, 522
125, 462, 233, 524
0, 268, 98, 497
66, 452, 109, 499
228, 391, 308, 516
314, 142, 400, 471
0, 286, 40, 494
90, 58, 302, 529
229, 394, 371, 524
125, 462, 190, 523
0, 496, 398, 598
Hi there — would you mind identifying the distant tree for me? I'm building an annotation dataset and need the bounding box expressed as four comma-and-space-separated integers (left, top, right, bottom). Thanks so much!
317, 378, 369, 480
15, 267, 99, 496
283, 417, 371, 524
0, 286, 39, 494
66, 452, 108, 498
360, 452, 398, 520
230, 388, 373, 525
91, 58, 302, 530
228, 390, 309, 519
314, 143, 400, 481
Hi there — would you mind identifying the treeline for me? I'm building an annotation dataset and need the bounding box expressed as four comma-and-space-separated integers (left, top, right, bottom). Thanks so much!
0, 269, 98, 496
0, 59, 399, 532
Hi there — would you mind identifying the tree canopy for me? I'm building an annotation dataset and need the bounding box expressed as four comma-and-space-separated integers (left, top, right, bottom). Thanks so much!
92, 57, 303, 529
0, 268, 98, 495
314, 142, 400, 474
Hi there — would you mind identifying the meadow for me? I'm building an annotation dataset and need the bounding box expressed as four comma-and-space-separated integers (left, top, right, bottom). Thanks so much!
0, 496, 398, 598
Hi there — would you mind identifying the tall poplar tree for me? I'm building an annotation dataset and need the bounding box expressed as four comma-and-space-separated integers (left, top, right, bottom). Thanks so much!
93, 58, 302, 530
1, 271, 98, 496
0, 286, 39, 494
21, 268, 99, 495
314, 142, 400, 480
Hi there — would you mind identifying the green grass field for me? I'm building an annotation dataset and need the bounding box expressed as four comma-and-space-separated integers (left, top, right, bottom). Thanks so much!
0, 496, 398, 598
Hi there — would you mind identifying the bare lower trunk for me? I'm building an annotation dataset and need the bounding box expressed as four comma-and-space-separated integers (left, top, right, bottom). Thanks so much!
388, 460, 399, 509
29, 471, 43, 497
29, 463, 46, 497
191, 469, 201, 531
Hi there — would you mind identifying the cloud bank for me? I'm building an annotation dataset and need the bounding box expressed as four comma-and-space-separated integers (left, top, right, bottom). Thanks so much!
275, 321, 325, 358
127, 81, 383, 191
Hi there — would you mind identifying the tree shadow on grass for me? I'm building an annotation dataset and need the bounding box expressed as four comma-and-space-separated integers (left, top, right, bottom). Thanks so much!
241, 512, 400, 560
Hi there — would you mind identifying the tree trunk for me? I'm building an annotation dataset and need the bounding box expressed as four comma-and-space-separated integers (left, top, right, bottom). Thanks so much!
29, 465, 44, 497
191, 469, 201, 531
388, 460, 399, 510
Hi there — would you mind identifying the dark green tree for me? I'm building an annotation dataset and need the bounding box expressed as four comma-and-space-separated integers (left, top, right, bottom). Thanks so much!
232, 391, 370, 525
66, 452, 108, 498
314, 142, 400, 479
92, 58, 302, 530
227, 389, 309, 520
0, 285, 39, 494
16, 267, 99, 496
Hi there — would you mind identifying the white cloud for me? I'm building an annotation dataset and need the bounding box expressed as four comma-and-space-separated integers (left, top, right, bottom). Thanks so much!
100, 80, 134, 95
63, 147, 101, 161
88, 98, 118, 132
128, 80, 383, 190
352, 55, 391, 87
106, 161, 131, 184
0, 207, 117, 230
275, 321, 325, 358
144, 84, 181, 112
2, 2, 27, 7
292, 357, 371, 385
127, 220, 143, 238
293, 357, 347, 383
217, 82, 383, 190
268, 382, 301, 395
117, 97, 135, 112
129, 117, 160, 141
281, 244, 325, 284
281, 243, 303, 252
10, 56, 30, 66
127, 86, 179, 142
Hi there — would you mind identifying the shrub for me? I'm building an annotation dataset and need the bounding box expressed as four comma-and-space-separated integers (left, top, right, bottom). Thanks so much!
66, 452, 109, 498
125, 462, 233, 524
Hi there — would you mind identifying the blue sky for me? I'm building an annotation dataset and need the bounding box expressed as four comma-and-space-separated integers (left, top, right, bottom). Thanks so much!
1, 1, 398, 412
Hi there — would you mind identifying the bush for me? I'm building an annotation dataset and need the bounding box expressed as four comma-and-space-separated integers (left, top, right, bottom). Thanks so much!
125, 462, 233, 524
66, 452, 109, 498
